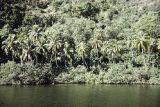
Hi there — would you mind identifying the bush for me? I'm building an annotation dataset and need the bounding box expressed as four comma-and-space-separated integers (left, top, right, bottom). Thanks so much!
0, 61, 21, 85
0, 61, 54, 85
55, 65, 87, 84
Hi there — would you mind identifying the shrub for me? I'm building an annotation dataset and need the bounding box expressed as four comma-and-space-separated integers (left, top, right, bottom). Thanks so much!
0, 61, 21, 85
0, 62, 54, 85
55, 65, 87, 84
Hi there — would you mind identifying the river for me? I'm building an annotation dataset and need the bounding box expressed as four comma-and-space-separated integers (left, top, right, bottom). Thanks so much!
0, 85, 160, 107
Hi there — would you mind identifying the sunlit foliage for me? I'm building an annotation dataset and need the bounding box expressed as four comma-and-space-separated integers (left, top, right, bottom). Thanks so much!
0, 0, 160, 84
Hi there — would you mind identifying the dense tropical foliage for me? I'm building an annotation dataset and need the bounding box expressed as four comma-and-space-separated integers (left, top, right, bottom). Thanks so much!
0, 0, 160, 85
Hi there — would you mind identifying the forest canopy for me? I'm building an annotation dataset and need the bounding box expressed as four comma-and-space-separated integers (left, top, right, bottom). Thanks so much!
0, 0, 160, 85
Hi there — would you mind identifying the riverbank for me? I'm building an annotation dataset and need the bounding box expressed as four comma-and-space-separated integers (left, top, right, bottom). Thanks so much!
0, 61, 160, 85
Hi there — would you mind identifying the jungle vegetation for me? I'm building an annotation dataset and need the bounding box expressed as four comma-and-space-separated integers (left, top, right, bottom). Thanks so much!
0, 0, 160, 85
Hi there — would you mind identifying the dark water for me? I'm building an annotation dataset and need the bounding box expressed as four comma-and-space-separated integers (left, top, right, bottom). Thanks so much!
0, 85, 160, 107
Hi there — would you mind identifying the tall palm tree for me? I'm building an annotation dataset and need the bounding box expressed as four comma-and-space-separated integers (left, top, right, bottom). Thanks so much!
100, 41, 110, 63
157, 39, 160, 52
128, 33, 153, 70
101, 40, 122, 63
2, 34, 21, 61
63, 41, 71, 67
129, 33, 151, 54
90, 37, 102, 57
48, 37, 63, 67
19, 35, 37, 64
76, 42, 87, 65
90, 29, 104, 59
34, 36, 48, 63
108, 40, 122, 62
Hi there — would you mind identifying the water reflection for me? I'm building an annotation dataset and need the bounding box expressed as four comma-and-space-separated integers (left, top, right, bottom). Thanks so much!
0, 85, 160, 107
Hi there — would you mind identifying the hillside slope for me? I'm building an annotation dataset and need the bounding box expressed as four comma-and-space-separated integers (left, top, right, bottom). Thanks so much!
0, 0, 160, 85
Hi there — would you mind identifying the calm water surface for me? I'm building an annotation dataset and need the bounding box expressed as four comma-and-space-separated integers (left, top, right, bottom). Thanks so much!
0, 85, 160, 107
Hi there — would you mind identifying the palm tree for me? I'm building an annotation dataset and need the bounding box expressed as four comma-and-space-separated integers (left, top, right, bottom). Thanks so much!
128, 33, 153, 70
63, 41, 72, 67
19, 35, 37, 64
76, 42, 87, 65
108, 40, 122, 62
34, 36, 48, 63
90, 38, 102, 57
100, 41, 110, 63
47, 37, 63, 67
90, 29, 104, 59
157, 39, 160, 52
129, 32, 151, 54
2, 34, 21, 61
102, 40, 122, 63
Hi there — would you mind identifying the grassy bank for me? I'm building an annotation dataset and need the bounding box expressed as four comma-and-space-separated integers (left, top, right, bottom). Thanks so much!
0, 0, 160, 85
